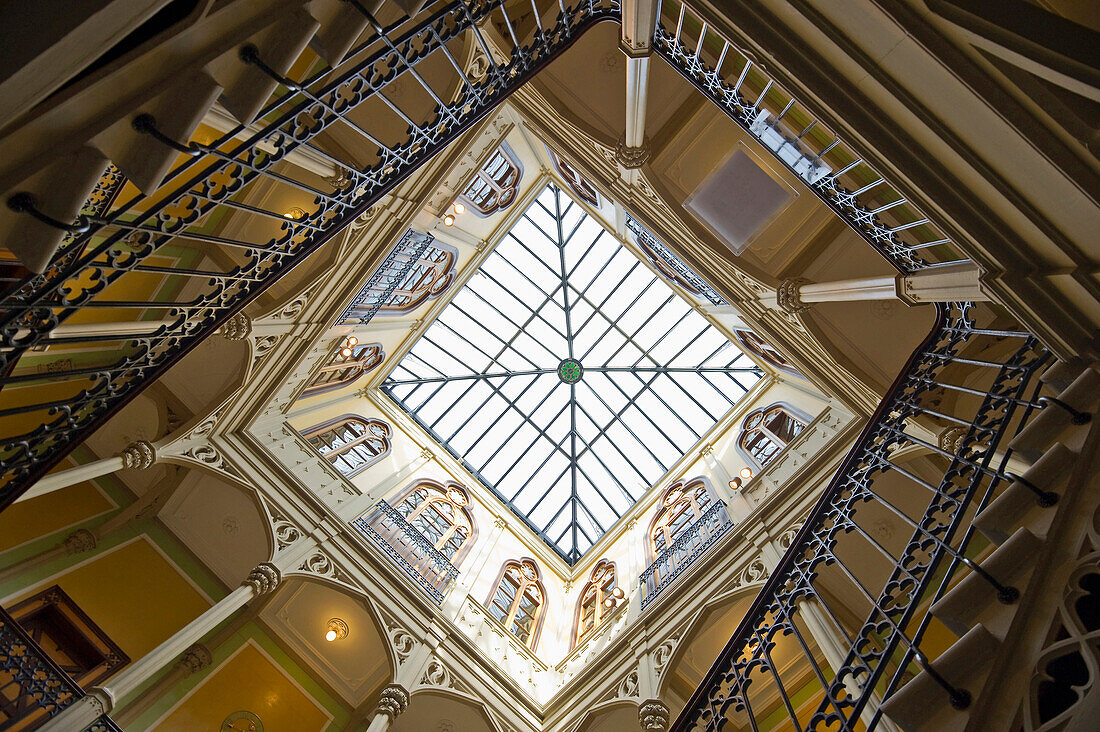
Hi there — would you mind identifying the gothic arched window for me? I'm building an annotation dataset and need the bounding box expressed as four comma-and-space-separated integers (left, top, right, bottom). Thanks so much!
548, 148, 601, 208
390, 480, 476, 566
734, 330, 801, 377
573, 559, 621, 647
303, 416, 390, 477
303, 342, 384, 398
486, 559, 545, 649
738, 404, 807, 468
648, 477, 716, 565
460, 144, 522, 216
378, 241, 458, 315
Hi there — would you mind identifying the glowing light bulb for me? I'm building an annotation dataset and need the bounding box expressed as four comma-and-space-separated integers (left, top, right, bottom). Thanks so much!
340, 347, 353, 357
729, 478, 742, 491
443, 214, 455, 226
346, 336, 358, 346
325, 629, 338, 642
612, 587, 624, 599
739, 467, 754, 480
453, 202, 466, 215
604, 598, 615, 608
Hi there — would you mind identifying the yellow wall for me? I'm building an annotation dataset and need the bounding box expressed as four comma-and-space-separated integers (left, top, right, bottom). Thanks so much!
152, 640, 331, 732
0, 480, 112, 553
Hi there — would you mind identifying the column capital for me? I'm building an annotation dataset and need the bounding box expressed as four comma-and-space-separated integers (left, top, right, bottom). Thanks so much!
220, 312, 252, 341
938, 425, 968, 455
242, 562, 281, 595
639, 698, 670, 731
63, 528, 97, 555
375, 683, 410, 721
776, 278, 811, 314
615, 135, 651, 169
180, 643, 212, 674
119, 440, 156, 469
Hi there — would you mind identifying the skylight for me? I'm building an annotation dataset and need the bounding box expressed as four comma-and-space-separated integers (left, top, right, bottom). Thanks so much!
383, 184, 762, 563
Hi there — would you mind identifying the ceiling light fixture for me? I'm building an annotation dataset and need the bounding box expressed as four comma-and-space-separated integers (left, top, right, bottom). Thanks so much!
346, 336, 358, 346
739, 467, 754, 481
443, 214, 455, 226
340, 347, 353, 357
325, 618, 348, 642
283, 207, 306, 219
452, 202, 465, 215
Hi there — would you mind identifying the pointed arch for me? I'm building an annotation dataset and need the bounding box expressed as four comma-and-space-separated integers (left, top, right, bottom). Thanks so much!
485, 558, 546, 650
548, 147, 601, 208
384, 479, 478, 568
647, 477, 719, 567
571, 559, 622, 648
459, 143, 523, 216
736, 402, 810, 469
734, 330, 802, 377
301, 415, 391, 478
302, 342, 384, 398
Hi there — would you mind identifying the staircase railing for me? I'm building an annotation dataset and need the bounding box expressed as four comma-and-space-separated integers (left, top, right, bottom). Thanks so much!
0, 605, 121, 731
0, 0, 621, 508
352, 499, 460, 603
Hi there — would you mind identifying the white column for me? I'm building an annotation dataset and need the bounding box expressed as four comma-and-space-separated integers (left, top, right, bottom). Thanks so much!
774, 263, 988, 314
624, 56, 650, 150
618, 0, 658, 173
39, 562, 283, 731
16, 440, 158, 503
363, 684, 409, 731
796, 597, 901, 732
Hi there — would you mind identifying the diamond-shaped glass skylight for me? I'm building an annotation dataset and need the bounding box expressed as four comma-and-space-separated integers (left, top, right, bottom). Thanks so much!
383, 184, 762, 563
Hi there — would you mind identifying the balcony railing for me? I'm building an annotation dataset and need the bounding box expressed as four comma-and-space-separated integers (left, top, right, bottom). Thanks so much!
640, 502, 735, 610
0, 606, 121, 731
352, 500, 459, 604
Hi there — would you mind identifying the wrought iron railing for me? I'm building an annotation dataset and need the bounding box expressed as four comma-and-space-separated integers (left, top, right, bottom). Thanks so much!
625, 215, 727, 307
0, 606, 121, 731
652, 0, 968, 276
0, 0, 621, 508
640, 502, 735, 610
336, 230, 436, 325
352, 500, 459, 604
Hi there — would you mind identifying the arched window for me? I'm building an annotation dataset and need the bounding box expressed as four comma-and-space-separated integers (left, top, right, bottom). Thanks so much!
302, 342, 384, 398
460, 144, 522, 216
486, 559, 545, 649
378, 241, 458, 314
738, 404, 808, 468
390, 479, 476, 566
734, 330, 801, 377
303, 416, 390, 477
548, 148, 600, 208
648, 477, 717, 565
573, 559, 621, 647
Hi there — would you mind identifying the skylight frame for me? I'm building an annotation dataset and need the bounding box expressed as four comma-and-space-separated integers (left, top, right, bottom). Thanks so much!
382, 183, 763, 563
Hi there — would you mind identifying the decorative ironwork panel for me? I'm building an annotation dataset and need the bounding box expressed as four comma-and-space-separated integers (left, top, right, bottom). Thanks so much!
352, 500, 459, 604
0, 605, 83, 729
640, 501, 735, 610
625, 215, 726, 306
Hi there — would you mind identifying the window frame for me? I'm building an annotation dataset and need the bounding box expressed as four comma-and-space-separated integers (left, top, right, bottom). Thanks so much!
547, 147, 601, 208
386, 479, 478, 567
647, 476, 719, 566
302, 415, 391, 478
571, 559, 619, 648
376, 241, 459, 315
734, 330, 802, 377
302, 342, 385, 398
459, 143, 523, 217
736, 402, 810, 469
484, 558, 546, 650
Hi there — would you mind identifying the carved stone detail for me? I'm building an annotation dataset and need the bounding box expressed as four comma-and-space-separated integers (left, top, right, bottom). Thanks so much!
220, 312, 252, 340
615, 135, 651, 169
938, 425, 968, 455
243, 562, 281, 595
639, 699, 670, 731
421, 657, 452, 688
64, 529, 96, 555
120, 440, 156, 469
180, 643, 212, 674
390, 628, 417, 663
272, 517, 303, 551
776, 278, 811, 314
618, 669, 639, 698
375, 683, 410, 721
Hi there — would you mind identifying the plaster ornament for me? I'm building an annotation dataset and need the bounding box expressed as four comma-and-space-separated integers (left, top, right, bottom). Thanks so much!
639, 699, 671, 731
375, 684, 410, 720
776, 278, 811, 314
243, 562, 281, 595
120, 440, 156, 469
221, 312, 252, 341
64, 529, 96, 555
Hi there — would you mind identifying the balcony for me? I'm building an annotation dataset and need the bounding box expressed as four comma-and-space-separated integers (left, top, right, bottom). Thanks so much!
351, 500, 459, 604
640, 502, 736, 610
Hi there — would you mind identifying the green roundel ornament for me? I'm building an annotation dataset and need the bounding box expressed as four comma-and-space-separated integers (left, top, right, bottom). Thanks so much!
557, 358, 583, 384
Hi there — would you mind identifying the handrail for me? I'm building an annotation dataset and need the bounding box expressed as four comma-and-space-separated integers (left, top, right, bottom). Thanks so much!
351, 499, 459, 604
640, 501, 735, 610
0, 605, 122, 731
